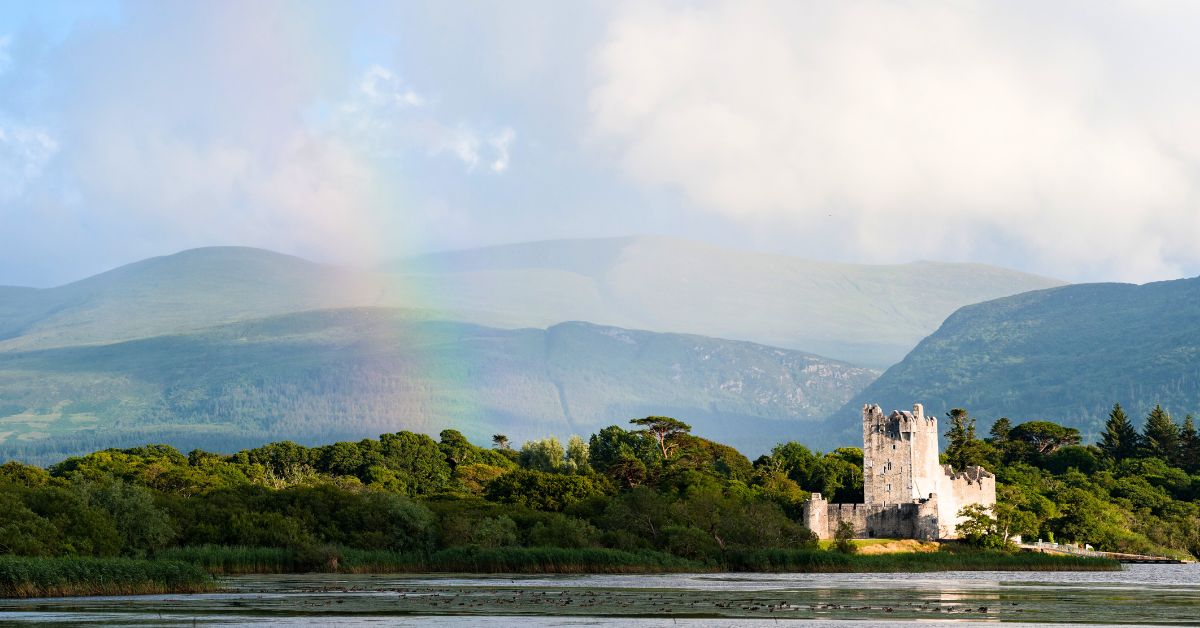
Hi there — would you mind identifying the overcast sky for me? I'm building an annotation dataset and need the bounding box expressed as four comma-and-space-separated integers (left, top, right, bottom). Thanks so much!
2, 0, 1199, 287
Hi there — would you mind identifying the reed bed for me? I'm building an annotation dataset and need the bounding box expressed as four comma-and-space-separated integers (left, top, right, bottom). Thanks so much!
160, 545, 702, 574
0, 556, 214, 598
156, 544, 1118, 576
723, 548, 1121, 572
157, 546, 301, 574
425, 546, 702, 573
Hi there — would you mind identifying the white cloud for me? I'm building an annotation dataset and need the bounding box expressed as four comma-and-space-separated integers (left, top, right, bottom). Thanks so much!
489, 127, 516, 172
338, 65, 515, 174
43, 2, 384, 263
0, 121, 58, 201
589, 1, 1200, 282
358, 64, 425, 108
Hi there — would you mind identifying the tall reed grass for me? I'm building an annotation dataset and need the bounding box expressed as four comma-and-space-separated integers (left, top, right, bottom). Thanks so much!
723, 548, 1121, 572
159, 545, 702, 574
155, 544, 1118, 576
0, 556, 214, 598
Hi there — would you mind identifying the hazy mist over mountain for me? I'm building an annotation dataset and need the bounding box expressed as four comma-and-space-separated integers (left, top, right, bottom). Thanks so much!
0, 241, 1063, 459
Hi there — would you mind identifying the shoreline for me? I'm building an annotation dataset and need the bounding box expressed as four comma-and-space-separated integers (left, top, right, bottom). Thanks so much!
0, 550, 1120, 598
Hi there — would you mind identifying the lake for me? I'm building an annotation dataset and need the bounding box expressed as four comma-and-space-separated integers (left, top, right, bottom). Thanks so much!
1, 564, 1197, 626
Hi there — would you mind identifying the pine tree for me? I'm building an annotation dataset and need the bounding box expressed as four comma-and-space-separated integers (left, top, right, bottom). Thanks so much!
1098, 403, 1140, 462
1178, 415, 1199, 473
944, 408, 988, 471
986, 417, 1013, 462
1141, 405, 1180, 463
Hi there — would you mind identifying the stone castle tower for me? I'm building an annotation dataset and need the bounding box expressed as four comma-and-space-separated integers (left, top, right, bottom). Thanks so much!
862, 402, 942, 505
802, 402, 996, 540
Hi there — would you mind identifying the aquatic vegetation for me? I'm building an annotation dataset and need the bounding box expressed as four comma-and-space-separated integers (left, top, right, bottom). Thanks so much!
0, 556, 213, 598
722, 548, 1119, 572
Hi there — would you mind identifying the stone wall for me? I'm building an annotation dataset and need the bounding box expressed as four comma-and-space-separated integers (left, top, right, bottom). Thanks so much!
801, 401, 996, 541
935, 464, 997, 538
802, 496, 941, 540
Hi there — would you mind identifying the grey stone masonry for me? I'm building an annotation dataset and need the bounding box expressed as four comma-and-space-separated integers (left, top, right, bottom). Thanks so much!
802, 402, 996, 540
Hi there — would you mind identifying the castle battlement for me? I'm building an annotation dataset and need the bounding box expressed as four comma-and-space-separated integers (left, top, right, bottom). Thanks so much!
803, 401, 996, 540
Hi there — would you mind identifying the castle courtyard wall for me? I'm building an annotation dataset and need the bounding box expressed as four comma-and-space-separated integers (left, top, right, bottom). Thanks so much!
802, 402, 996, 541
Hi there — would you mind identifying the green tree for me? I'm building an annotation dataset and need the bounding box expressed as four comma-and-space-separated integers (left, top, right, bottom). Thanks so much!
956, 504, 1006, 549
565, 436, 591, 474
1009, 421, 1081, 456
519, 437, 566, 472
1179, 415, 1200, 474
833, 520, 857, 554
944, 408, 990, 471
1099, 403, 1140, 462
378, 432, 454, 495
74, 478, 174, 557
1141, 405, 1180, 463
485, 469, 609, 511
630, 416, 692, 459
491, 434, 510, 450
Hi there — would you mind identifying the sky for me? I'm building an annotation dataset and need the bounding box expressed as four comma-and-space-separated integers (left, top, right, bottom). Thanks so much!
2, 0, 1200, 287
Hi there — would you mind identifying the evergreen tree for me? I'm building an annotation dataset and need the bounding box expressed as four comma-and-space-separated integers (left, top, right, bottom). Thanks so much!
1141, 405, 1180, 463
988, 418, 1012, 445
944, 408, 989, 471
1178, 415, 1199, 473
1098, 403, 1140, 462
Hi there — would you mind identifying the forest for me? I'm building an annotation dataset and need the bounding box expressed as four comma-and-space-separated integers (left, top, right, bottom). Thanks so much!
0, 403, 1196, 577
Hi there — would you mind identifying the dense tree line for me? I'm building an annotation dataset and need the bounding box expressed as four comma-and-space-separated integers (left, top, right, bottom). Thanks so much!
945, 403, 1199, 556
1, 406, 1197, 565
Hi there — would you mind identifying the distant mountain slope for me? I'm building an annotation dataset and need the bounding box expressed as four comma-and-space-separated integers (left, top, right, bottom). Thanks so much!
0, 240, 1061, 367
0, 308, 877, 463
822, 277, 1200, 447
396, 237, 1064, 366
0, 247, 404, 352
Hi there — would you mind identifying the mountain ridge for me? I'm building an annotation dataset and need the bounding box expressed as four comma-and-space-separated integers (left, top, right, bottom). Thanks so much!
0, 307, 877, 463
0, 239, 1063, 366
821, 275, 1200, 447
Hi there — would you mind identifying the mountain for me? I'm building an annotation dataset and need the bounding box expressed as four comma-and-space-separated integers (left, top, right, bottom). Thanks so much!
394, 237, 1064, 367
0, 240, 1061, 367
0, 308, 876, 464
823, 277, 1200, 447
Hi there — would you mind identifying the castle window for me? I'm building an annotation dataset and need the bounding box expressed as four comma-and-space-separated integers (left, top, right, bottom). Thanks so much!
892, 444, 896, 450
887, 483, 891, 492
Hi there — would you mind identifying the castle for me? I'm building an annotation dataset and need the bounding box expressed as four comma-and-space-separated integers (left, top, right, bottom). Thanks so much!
802, 403, 996, 540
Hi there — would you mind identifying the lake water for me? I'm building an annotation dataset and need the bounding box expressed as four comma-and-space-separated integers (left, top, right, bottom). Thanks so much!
2, 564, 1198, 626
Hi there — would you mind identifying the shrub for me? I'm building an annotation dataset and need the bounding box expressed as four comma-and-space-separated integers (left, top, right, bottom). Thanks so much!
833, 521, 857, 554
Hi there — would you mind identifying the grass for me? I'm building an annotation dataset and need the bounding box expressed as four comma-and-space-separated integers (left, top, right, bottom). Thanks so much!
425, 546, 702, 574
159, 545, 702, 575
157, 544, 1117, 576
723, 548, 1120, 572
0, 556, 215, 598
815, 538, 898, 550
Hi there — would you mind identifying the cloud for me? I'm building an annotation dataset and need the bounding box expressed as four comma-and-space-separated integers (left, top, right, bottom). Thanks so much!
338, 64, 515, 173
589, 1, 1200, 282
489, 127, 516, 172
0, 120, 58, 202
358, 65, 425, 108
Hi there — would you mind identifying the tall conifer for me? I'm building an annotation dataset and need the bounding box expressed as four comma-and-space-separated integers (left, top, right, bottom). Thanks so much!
1098, 403, 1139, 461
1178, 415, 1199, 473
1141, 405, 1180, 463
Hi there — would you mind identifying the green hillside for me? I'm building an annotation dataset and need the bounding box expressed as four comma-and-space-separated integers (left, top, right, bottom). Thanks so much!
1, 241, 1060, 367
0, 247, 405, 352
823, 277, 1200, 447
396, 237, 1064, 367
0, 308, 877, 464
